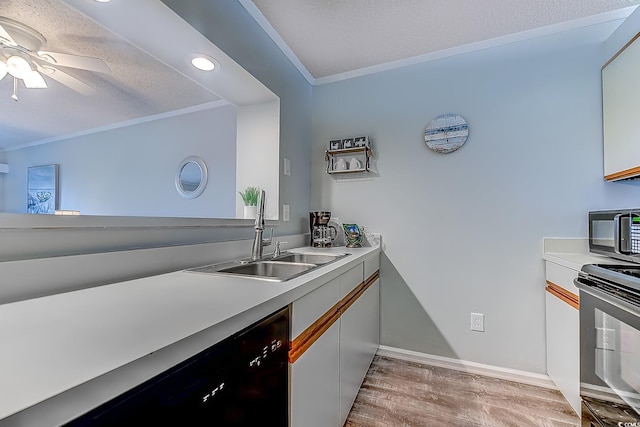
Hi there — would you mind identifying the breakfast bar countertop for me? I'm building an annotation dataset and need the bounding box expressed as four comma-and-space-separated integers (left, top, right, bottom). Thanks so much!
0, 243, 380, 425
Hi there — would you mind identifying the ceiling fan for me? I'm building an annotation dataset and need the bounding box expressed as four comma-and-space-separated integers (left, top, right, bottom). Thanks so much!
0, 16, 111, 101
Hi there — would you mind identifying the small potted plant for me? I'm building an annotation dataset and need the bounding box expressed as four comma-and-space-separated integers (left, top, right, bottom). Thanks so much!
238, 186, 261, 219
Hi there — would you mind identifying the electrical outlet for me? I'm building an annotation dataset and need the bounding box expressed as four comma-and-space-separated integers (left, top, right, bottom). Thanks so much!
596, 327, 616, 350
284, 158, 291, 176
282, 204, 290, 221
471, 313, 485, 332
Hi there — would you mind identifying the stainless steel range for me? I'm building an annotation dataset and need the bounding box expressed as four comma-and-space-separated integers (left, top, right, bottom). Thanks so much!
575, 264, 640, 426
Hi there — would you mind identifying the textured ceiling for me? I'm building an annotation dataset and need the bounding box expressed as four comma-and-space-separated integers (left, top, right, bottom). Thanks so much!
0, 0, 223, 150
3, 1, 640, 149
247, 0, 640, 80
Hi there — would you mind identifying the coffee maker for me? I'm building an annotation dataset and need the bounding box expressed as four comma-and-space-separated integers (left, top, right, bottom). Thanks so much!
309, 211, 337, 247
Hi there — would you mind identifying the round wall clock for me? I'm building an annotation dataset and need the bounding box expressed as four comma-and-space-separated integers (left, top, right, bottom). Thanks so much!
424, 114, 469, 154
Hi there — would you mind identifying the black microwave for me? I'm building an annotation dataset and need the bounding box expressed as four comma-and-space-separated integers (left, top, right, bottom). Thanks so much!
589, 209, 640, 263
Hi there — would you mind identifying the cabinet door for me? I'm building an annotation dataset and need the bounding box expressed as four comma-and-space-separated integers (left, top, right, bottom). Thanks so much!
545, 291, 580, 416
339, 279, 380, 425
290, 322, 340, 427
361, 280, 380, 367
603, 35, 640, 181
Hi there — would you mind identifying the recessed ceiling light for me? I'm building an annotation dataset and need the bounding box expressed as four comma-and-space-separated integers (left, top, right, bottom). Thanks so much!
94, 0, 111, 3
191, 55, 217, 71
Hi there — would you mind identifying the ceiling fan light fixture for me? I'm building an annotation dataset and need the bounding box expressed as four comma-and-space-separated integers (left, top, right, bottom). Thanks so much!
191, 55, 217, 71
6, 55, 32, 80
0, 60, 7, 80
23, 70, 47, 88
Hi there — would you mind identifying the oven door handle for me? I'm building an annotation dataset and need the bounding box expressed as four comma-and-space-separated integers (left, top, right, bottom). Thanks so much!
574, 277, 640, 318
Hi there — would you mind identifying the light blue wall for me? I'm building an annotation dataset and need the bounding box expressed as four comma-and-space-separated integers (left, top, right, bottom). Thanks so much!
4, 106, 238, 218
312, 25, 640, 373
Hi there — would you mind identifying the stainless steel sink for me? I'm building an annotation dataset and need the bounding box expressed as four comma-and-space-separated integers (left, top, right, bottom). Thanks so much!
222, 260, 317, 279
272, 252, 347, 265
187, 252, 350, 282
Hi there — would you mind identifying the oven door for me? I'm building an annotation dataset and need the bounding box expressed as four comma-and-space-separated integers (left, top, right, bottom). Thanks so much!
578, 279, 640, 426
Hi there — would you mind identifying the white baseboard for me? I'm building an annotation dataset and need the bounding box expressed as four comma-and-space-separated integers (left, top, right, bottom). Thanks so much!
377, 345, 557, 390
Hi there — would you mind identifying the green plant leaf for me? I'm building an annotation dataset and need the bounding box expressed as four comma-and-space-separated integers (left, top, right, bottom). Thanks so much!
238, 186, 261, 206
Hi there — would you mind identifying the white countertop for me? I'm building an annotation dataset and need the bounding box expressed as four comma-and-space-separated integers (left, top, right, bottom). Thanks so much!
543, 251, 626, 271
0, 244, 380, 424
543, 237, 631, 271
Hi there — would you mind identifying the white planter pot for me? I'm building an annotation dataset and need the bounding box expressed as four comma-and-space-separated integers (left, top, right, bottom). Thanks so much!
244, 205, 257, 219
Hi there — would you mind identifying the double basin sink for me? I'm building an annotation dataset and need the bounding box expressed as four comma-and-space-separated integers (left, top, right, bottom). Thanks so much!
188, 251, 350, 282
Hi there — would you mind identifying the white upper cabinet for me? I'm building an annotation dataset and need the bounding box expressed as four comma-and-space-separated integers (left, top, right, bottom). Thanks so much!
602, 32, 640, 181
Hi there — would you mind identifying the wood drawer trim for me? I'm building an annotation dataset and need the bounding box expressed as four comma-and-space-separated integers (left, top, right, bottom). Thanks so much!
604, 165, 640, 182
289, 270, 379, 363
545, 280, 579, 310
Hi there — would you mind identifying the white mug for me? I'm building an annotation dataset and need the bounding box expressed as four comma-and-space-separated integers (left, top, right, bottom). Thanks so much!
349, 158, 361, 170
334, 158, 347, 171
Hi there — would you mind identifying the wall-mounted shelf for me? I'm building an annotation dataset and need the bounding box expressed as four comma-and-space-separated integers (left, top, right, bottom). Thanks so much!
325, 136, 373, 175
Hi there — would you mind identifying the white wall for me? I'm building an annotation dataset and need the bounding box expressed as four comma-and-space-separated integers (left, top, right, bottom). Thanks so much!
3, 105, 238, 218
236, 101, 280, 219
312, 25, 640, 374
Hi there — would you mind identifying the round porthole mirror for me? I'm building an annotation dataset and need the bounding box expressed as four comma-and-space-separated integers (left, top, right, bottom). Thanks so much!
175, 156, 208, 199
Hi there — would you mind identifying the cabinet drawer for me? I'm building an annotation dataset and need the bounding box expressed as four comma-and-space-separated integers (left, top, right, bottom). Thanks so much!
364, 253, 380, 282
339, 264, 364, 300
292, 277, 340, 338
545, 261, 579, 296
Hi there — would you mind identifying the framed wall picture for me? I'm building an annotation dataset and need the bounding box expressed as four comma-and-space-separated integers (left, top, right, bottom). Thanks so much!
329, 139, 343, 150
353, 136, 368, 148
27, 164, 59, 214
342, 138, 354, 149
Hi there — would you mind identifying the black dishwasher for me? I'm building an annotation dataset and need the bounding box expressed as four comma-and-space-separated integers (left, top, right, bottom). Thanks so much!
65, 307, 289, 426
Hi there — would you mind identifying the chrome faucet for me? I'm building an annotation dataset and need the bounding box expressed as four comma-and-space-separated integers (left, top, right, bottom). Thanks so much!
251, 189, 272, 260
272, 240, 287, 258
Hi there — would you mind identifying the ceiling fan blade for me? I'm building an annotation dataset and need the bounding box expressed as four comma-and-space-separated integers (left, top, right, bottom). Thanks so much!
37, 51, 111, 74
36, 65, 97, 96
23, 70, 47, 89
0, 23, 17, 46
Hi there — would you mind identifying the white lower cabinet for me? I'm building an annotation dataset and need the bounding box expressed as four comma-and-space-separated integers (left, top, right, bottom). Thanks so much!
339, 279, 379, 425
544, 261, 580, 416
290, 255, 380, 427
545, 291, 580, 415
290, 322, 340, 427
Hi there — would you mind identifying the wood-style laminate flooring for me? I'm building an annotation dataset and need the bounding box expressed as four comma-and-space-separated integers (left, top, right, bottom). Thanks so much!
344, 355, 580, 427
